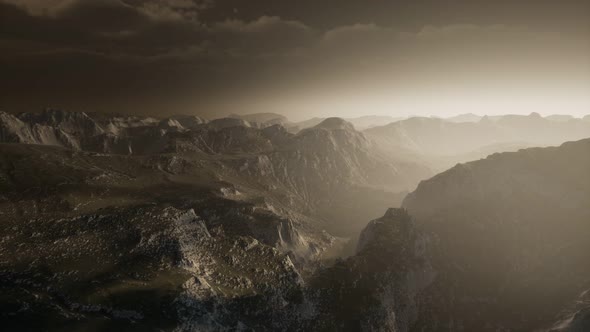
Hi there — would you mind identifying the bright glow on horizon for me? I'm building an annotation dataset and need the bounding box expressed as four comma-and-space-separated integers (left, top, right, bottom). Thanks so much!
246, 88, 590, 121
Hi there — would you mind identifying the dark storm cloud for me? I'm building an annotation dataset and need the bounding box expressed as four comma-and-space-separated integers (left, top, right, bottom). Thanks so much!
1, 0, 589, 118
0, 0, 207, 56
197, 0, 590, 32
1, 0, 320, 62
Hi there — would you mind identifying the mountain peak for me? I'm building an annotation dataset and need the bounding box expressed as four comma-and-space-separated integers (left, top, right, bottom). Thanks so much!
18, 108, 104, 137
313, 117, 355, 131
383, 207, 409, 219
528, 112, 542, 118
356, 208, 414, 254
168, 114, 208, 129
46, 108, 90, 119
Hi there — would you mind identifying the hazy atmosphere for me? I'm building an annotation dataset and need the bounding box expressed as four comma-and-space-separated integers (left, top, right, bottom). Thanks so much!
1, 0, 589, 119
1, 1, 589, 332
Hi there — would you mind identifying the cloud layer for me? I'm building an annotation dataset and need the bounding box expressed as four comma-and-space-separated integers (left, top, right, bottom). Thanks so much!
1, 0, 589, 118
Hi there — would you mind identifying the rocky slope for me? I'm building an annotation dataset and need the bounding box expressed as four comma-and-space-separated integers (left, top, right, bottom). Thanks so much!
0, 109, 184, 154
307, 208, 435, 332
403, 138, 590, 331
0, 143, 331, 331
0, 142, 431, 331
0, 110, 431, 235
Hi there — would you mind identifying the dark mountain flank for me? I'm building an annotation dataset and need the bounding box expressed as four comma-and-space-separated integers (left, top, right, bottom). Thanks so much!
403, 138, 590, 331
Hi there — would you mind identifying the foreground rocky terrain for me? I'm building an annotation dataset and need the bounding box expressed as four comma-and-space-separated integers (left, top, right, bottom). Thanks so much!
1, 109, 589, 331
0, 144, 321, 330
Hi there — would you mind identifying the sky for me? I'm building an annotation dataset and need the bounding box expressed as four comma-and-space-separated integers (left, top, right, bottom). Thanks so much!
1, 0, 589, 120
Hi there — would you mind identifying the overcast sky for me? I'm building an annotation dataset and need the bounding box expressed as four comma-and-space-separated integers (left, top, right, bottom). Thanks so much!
1, 0, 589, 120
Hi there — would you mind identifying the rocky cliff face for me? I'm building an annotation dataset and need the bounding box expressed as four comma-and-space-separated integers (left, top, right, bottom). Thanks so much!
403, 138, 590, 331
0, 110, 84, 149
229, 117, 428, 236
307, 208, 435, 332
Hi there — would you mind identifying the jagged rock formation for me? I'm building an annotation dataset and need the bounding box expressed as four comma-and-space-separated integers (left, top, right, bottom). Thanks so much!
308, 208, 435, 332
0, 110, 94, 149
249, 117, 430, 235
0, 110, 429, 235
169, 114, 209, 130
0, 203, 309, 331
18, 109, 105, 137
0, 109, 183, 154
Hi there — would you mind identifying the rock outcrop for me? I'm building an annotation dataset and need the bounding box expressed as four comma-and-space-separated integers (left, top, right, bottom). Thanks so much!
308, 208, 435, 332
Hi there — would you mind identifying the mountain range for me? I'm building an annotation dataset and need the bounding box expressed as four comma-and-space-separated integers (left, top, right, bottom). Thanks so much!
1, 109, 589, 331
